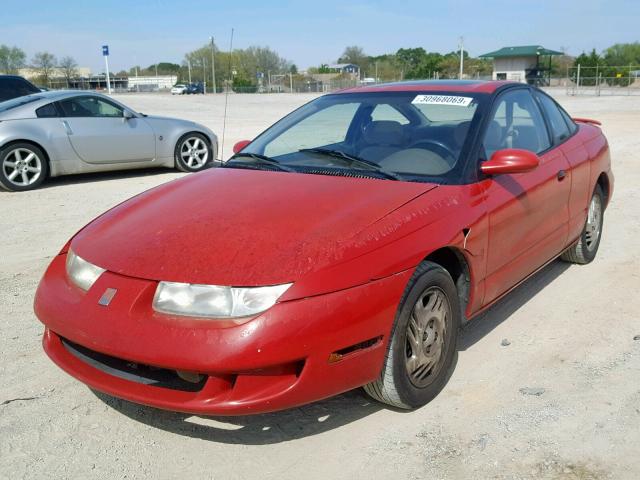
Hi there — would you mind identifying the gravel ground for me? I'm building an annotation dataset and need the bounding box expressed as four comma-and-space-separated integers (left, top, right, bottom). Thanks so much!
1, 91, 639, 480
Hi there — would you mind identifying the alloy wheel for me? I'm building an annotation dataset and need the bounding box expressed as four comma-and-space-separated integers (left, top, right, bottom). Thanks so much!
585, 194, 602, 252
180, 137, 209, 169
405, 286, 450, 388
2, 148, 43, 187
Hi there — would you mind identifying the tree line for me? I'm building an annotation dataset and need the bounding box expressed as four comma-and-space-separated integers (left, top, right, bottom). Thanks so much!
2, 41, 639, 90
0, 45, 79, 86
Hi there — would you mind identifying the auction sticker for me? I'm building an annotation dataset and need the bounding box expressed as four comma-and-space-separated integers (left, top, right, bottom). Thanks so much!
412, 95, 473, 107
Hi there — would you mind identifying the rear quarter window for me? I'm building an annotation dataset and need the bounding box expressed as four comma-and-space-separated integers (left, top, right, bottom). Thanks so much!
36, 103, 58, 118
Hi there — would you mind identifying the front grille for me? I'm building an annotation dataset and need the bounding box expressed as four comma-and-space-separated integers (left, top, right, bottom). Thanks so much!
61, 338, 206, 392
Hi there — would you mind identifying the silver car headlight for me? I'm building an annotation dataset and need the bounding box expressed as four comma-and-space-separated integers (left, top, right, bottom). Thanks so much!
66, 249, 105, 291
152, 281, 292, 319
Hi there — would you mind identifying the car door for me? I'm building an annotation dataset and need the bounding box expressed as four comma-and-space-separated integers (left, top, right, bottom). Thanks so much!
534, 91, 591, 243
58, 95, 155, 164
480, 88, 571, 304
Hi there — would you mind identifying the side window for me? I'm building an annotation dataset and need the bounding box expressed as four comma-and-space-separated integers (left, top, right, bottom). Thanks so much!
59, 97, 124, 118
536, 92, 571, 143
370, 104, 409, 125
559, 106, 578, 134
483, 89, 551, 159
36, 103, 59, 118
264, 102, 359, 157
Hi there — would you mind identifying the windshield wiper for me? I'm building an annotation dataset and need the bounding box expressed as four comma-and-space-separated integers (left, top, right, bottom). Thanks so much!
228, 153, 296, 172
299, 148, 401, 180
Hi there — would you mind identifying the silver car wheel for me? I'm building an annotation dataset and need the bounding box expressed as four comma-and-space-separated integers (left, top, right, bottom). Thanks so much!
180, 137, 209, 169
585, 193, 602, 252
3, 148, 43, 187
405, 286, 450, 388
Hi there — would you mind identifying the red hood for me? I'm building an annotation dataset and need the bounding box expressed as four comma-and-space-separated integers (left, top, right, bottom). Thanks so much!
72, 168, 436, 286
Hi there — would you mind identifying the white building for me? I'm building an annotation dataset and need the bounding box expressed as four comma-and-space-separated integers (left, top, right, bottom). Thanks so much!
127, 75, 178, 92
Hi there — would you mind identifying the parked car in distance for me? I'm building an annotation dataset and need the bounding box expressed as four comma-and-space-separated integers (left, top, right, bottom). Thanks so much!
0, 75, 40, 102
171, 84, 187, 95
34, 80, 612, 415
186, 82, 204, 94
0, 91, 218, 191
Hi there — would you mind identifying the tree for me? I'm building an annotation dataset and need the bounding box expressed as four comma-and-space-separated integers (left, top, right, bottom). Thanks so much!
603, 42, 640, 67
573, 49, 604, 86
58, 56, 78, 87
0, 45, 26, 74
32, 52, 57, 85
339, 45, 368, 72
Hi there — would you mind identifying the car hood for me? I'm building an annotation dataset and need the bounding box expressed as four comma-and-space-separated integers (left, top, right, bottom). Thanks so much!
71, 168, 436, 286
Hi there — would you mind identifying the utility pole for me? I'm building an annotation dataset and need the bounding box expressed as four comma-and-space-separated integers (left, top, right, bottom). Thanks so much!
289, 71, 293, 92
202, 57, 206, 94
210, 36, 216, 93
187, 59, 192, 83
375, 61, 378, 83
459, 36, 464, 79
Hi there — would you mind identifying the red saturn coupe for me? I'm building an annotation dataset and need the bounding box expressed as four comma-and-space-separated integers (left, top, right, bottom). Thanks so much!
35, 80, 613, 415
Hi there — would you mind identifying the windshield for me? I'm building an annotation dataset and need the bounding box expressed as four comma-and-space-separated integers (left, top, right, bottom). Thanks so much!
0, 94, 43, 112
231, 91, 484, 183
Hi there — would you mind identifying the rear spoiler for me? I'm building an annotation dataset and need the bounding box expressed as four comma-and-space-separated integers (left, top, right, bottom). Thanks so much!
572, 117, 602, 126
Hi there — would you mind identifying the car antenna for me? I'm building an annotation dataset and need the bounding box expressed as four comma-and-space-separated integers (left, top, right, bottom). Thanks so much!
220, 27, 234, 163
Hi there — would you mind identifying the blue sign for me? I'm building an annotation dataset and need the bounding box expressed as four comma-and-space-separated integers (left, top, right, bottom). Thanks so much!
102, 45, 109, 56
256, 72, 264, 79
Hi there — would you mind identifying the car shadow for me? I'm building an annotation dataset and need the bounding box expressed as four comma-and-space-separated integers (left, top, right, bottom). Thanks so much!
91, 388, 387, 445
458, 258, 571, 350
39, 168, 182, 189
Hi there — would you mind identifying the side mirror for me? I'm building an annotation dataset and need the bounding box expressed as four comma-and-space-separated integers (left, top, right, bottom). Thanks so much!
123, 110, 135, 120
481, 149, 539, 176
233, 140, 251, 154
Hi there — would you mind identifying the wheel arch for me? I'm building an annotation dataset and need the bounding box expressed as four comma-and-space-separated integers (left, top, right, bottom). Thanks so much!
596, 171, 610, 208
1, 138, 52, 177
422, 246, 472, 323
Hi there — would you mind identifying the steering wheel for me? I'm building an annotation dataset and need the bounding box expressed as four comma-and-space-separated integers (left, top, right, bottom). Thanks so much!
409, 140, 457, 165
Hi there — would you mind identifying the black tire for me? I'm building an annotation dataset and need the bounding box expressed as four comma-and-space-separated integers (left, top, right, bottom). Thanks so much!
364, 261, 460, 409
174, 133, 213, 173
0, 142, 49, 192
561, 184, 605, 264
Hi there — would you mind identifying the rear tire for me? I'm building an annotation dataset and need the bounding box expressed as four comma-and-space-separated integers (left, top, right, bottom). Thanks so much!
364, 261, 460, 409
0, 142, 49, 192
561, 184, 604, 264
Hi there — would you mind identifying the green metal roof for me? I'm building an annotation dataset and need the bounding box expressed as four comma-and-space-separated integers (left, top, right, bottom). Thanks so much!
479, 45, 564, 58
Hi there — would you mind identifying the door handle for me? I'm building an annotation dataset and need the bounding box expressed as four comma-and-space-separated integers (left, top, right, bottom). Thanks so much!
557, 169, 566, 181
61, 120, 73, 135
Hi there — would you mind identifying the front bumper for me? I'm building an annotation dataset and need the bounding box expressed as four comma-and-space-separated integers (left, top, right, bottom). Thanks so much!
35, 253, 411, 415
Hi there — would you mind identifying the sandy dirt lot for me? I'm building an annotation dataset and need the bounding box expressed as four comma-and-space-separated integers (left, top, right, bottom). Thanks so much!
1, 91, 639, 480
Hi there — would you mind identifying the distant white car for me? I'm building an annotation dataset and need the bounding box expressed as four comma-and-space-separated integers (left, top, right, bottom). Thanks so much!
171, 84, 187, 95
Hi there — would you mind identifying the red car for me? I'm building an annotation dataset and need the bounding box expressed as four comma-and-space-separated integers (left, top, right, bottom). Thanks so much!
35, 81, 613, 415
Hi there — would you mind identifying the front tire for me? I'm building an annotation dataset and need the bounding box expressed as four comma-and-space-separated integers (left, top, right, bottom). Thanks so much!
0, 143, 49, 192
174, 133, 212, 172
364, 261, 460, 409
561, 184, 605, 264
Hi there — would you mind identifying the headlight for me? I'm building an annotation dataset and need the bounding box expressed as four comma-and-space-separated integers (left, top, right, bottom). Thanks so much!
152, 281, 291, 319
66, 249, 105, 291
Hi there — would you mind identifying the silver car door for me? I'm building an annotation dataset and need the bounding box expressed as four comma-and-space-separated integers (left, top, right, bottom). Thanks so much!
58, 95, 155, 164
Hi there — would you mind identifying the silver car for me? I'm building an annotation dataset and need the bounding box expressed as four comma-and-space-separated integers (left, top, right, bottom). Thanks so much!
0, 91, 218, 191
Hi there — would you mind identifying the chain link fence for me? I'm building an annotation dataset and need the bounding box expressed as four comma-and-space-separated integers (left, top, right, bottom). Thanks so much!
565, 65, 640, 96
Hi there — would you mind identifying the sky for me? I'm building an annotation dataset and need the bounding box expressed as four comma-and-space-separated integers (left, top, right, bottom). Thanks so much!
2, 0, 638, 74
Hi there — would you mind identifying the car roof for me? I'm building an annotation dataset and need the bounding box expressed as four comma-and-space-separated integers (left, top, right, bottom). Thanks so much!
336, 80, 518, 95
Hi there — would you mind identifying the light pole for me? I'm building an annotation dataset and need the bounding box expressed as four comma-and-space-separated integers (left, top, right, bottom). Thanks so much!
187, 59, 192, 83
210, 36, 216, 93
